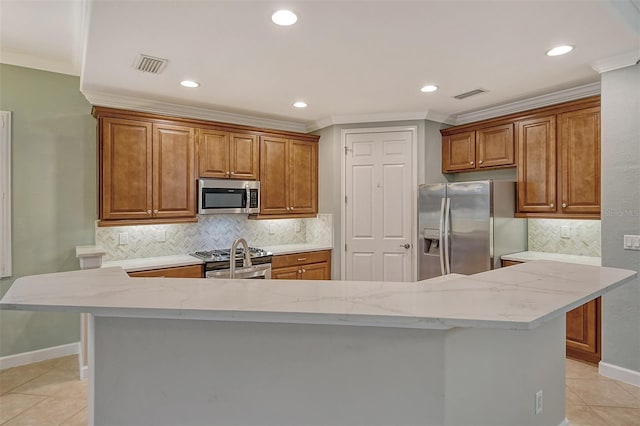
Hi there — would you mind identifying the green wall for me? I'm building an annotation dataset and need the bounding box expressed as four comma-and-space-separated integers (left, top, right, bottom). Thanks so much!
0, 64, 96, 357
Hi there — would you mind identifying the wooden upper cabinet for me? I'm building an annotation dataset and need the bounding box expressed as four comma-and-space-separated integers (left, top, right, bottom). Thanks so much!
101, 117, 153, 220
260, 135, 289, 215
442, 124, 514, 173
442, 131, 476, 172
476, 123, 514, 168
516, 115, 557, 214
198, 130, 259, 180
152, 124, 196, 218
559, 107, 600, 215
258, 136, 318, 218
289, 139, 318, 214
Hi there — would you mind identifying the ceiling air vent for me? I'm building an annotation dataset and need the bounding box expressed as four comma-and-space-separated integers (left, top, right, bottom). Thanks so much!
453, 89, 487, 100
134, 54, 168, 74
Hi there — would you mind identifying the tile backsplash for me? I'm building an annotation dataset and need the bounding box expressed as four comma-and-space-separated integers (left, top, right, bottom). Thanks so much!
527, 219, 601, 257
96, 214, 333, 261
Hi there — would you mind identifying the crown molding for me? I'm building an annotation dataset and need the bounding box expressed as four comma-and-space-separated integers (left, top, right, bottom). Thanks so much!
591, 49, 640, 74
81, 89, 309, 133
451, 82, 601, 125
0, 51, 79, 76
306, 110, 455, 132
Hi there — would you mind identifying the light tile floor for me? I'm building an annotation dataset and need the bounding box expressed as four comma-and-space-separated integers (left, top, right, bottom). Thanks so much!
0, 355, 638, 425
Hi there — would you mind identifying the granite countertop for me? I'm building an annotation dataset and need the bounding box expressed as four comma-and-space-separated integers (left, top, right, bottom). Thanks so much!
1, 261, 634, 331
101, 244, 334, 272
501, 251, 601, 266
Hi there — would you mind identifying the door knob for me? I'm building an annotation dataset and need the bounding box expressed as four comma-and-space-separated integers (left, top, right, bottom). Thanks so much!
400, 243, 411, 249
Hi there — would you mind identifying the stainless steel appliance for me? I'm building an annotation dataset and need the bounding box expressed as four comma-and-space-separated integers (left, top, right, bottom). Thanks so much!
418, 180, 526, 280
191, 246, 273, 279
198, 178, 260, 214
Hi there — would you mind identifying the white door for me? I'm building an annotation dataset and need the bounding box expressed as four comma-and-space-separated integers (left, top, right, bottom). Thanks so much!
344, 128, 414, 282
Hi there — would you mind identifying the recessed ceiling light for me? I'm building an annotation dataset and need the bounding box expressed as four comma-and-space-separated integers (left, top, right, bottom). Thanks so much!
420, 85, 439, 93
293, 101, 307, 108
546, 45, 574, 56
272, 10, 297, 26
180, 80, 200, 88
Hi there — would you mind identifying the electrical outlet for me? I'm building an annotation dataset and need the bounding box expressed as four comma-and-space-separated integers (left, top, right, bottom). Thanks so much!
295, 221, 302, 233
623, 235, 640, 251
561, 225, 571, 239
269, 223, 276, 235
118, 232, 129, 245
157, 229, 166, 242
535, 390, 543, 415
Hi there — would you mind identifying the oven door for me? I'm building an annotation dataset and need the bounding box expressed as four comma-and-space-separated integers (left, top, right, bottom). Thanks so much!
206, 263, 271, 279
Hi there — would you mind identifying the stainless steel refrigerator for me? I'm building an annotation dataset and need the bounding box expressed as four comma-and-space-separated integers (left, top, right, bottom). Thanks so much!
418, 180, 526, 280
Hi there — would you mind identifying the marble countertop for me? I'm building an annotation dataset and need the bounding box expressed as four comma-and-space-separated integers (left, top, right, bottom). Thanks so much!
102, 255, 203, 272
1, 261, 635, 331
101, 244, 333, 272
501, 251, 601, 266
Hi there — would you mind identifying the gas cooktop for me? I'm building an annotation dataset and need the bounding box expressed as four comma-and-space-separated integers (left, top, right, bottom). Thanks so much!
190, 247, 272, 263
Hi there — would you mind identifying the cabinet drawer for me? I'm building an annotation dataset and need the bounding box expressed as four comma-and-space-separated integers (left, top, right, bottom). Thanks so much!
128, 264, 203, 278
272, 250, 331, 269
501, 260, 523, 267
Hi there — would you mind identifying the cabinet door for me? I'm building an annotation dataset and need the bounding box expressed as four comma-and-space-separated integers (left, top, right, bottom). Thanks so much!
229, 133, 259, 180
566, 297, 600, 364
442, 131, 476, 172
476, 124, 514, 168
260, 136, 289, 215
516, 116, 557, 213
153, 124, 196, 218
289, 139, 318, 214
198, 129, 229, 178
101, 117, 153, 220
272, 265, 300, 280
300, 262, 330, 280
559, 107, 600, 215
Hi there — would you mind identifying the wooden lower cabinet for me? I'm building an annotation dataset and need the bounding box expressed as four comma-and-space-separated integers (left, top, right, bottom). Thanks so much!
128, 264, 203, 278
272, 250, 331, 280
501, 259, 601, 364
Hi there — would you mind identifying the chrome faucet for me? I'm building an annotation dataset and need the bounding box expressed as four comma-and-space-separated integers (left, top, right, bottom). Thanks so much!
229, 238, 252, 278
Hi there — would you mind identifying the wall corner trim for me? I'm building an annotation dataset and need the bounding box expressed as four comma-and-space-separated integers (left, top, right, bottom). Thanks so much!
591, 49, 640, 74
0, 342, 80, 370
599, 361, 640, 387
0, 110, 11, 278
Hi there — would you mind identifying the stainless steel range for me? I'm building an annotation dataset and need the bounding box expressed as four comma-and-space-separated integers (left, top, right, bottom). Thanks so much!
191, 242, 273, 279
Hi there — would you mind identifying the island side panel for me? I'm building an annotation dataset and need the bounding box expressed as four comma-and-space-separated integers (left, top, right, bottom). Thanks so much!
92, 317, 447, 426
444, 316, 566, 426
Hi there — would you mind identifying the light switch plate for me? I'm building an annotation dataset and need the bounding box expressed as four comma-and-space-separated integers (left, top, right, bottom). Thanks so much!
623, 235, 640, 251
561, 225, 571, 239
268, 223, 276, 235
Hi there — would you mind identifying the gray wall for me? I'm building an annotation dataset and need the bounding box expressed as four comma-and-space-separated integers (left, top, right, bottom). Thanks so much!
0, 64, 96, 357
600, 63, 640, 373
315, 119, 449, 279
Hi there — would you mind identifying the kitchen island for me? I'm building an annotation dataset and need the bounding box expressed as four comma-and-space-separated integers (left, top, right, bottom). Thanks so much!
0, 261, 635, 426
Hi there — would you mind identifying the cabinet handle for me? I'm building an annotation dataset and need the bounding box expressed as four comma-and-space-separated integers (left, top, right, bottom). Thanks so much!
550, 203, 554, 208
297, 258, 307, 261
478, 160, 483, 164
470, 161, 474, 165
147, 210, 152, 215
562, 203, 567, 208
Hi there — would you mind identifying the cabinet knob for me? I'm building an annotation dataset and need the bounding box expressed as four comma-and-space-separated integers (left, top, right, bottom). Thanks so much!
478, 160, 483, 164
562, 202, 567, 208
470, 161, 474, 165
298, 269, 302, 274
550, 203, 554, 208
302, 269, 306, 273
147, 210, 152, 215
226, 171, 230, 176
286, 207, 290, 211
230, 171, 234, 175
154, 209, 158, 214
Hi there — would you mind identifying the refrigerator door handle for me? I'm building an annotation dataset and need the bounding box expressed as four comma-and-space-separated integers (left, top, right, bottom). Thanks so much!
443, 197, 451, 274
439, 198, 446, 275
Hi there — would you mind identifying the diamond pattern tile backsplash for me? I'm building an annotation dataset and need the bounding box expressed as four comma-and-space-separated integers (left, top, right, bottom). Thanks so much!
527, 219, 601, 257
96, 214, 333, 261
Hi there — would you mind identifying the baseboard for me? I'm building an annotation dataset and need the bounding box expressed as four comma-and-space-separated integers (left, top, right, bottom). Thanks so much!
0, 342, 80, 370
80, 365, 88, 380
558, 417, 569, 426
599, 361, 640, 387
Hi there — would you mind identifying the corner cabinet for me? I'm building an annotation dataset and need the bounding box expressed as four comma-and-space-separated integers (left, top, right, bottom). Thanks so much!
99, 115, 197, 225
442, 123, 515, 173
272, 250, 331, 280
197, 129, 259, 180
256, 135, 319, 219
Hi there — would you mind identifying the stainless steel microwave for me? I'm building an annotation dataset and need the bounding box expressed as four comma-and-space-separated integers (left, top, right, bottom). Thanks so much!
198, 179, 260, 214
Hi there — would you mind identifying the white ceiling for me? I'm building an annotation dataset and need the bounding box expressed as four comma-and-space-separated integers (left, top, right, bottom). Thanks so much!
1, 0, 639, 131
